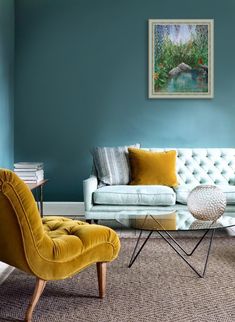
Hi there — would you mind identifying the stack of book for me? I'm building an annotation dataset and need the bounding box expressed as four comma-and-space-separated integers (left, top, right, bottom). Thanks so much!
14, 162, 44, 184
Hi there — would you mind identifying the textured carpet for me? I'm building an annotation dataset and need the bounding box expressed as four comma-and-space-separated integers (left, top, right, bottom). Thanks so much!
0, 237, 235, 322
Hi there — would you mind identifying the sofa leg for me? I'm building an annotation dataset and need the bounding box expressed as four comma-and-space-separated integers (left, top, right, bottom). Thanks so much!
25, 277, 47, 322
96, 262, 106, 298
86, 219, 98, 224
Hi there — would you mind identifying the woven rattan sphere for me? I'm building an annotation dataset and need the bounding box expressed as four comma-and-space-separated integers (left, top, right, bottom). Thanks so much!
187, 185, 226, 221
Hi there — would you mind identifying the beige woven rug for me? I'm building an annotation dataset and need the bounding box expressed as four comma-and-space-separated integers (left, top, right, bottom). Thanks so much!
0, 236, 234, 322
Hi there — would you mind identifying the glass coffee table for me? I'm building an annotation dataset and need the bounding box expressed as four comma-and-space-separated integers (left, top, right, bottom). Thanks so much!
116, 209, 235, 278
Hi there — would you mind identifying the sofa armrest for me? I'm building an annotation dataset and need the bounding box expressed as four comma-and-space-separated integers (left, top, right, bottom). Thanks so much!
83, 176, 98, 211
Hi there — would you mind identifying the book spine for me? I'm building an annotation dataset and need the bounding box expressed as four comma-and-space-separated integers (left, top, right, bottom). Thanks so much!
23, 178, 44, 182
24, 180, 42, 183
14, 170, 44, 177
14, 168, 43, 172
14, 166, 43, 170
14, 163, 44, 169
20, 176, 44, 181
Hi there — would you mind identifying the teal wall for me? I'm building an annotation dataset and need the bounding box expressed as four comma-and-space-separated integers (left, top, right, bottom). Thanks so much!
15, 0, 235, 201
0, 0, 14, 169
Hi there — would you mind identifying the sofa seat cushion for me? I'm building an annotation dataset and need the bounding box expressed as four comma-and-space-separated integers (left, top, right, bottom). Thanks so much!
176, 184, 235, 205
93, 185, 176, 206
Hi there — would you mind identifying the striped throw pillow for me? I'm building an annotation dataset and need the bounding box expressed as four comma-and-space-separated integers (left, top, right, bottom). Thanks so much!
92, 144, 140, 185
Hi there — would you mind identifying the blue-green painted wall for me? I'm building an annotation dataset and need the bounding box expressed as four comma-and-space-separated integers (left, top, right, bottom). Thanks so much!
0, 0, 14, 169
15, 0, 235, 201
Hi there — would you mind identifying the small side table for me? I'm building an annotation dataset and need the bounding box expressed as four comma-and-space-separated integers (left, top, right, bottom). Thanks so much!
27, 179, 48, 217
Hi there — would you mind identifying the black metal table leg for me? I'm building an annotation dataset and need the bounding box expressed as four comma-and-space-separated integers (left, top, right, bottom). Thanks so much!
162, 228, 210, 256
156, 228, 216, 278
150, 215, 210, 256
201, 228, 215, 276
129, 229, 143, 266
128, 230, 153, 268
128, 220, 216, 278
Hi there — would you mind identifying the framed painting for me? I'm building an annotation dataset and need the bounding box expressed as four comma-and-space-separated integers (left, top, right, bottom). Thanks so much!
148, 19, 214, 98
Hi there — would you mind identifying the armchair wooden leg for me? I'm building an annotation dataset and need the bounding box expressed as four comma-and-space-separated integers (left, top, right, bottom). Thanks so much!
25, 278, 47, 322
96, 262, 106, 298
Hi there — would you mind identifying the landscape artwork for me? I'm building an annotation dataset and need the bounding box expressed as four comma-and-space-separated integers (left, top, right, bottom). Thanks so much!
148, 19, 214, 98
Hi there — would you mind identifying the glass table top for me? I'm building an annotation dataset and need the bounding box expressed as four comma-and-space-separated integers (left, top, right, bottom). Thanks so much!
115, 209, 235, 231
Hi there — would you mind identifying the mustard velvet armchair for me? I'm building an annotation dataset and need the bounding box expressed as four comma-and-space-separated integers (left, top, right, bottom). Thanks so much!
0, 169, 120, 322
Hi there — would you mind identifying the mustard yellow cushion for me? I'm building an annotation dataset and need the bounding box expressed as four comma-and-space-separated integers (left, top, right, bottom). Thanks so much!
128, 148, 178, 187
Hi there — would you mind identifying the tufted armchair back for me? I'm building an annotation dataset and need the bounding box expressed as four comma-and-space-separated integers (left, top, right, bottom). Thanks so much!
144, 148, 235, 186
0, 169, 48, 274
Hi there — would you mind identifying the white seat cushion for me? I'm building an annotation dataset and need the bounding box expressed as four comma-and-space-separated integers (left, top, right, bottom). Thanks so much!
93, 185, 176, 206
175, 184, 235, 205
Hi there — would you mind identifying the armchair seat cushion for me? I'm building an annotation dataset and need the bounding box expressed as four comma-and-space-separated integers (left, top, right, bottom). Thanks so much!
40, 216, 120, 278
93, 185, 176, 206
175, 184, 235, 205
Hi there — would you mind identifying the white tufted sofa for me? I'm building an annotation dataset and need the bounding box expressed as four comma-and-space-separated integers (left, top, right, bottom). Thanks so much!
83, 148, 235, 220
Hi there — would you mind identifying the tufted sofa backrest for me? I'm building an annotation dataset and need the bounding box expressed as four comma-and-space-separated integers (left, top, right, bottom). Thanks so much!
143, 148, 235, 186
